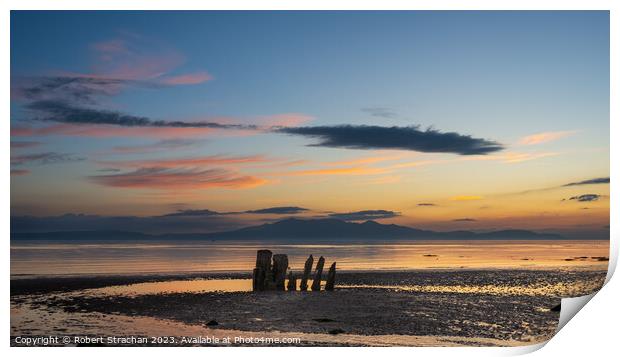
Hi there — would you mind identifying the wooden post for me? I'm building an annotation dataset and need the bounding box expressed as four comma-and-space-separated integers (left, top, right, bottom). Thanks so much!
252, 250, 272, 291
272, 254, 289, 291
325, 262, 336, 291
299, 255, 314, 291
311, 256, 325, 291
287, 271, 297, 291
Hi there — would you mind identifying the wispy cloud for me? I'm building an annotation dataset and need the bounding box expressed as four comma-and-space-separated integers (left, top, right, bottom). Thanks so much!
518, 130, 577, 145
11, 141, 41, 149
463, 151, 558, 164
161, 209, 222, 217
563, 177, 610, 187
89, 167, 267, 190
162, 206, 310, 216
14, 99, 310, 139
27, 100, 257, 130
361, 107, 397, 119
11, 152, 85, 166
87, 34, 209, 85
160, 71, 213, 85
417, 203, 437, 207
453, 218, 477, 222
327, 210, 400, 221
98, 154, 267, 169
277, 125, 504, 155
245, 206, 309, 214
255, 113, 313, 128
111, 139, 200, 154
10, 33, 222, 140
13, 76, 129, 104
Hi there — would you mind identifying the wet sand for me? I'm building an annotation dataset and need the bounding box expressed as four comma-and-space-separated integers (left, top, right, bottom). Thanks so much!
11, 269, 607, 347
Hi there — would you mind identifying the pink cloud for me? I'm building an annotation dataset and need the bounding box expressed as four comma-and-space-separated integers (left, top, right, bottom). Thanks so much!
90, 167, 267, 190
98, 154, 269, 169
257, 113, 313, 128
36, 34, 210, 88
88, 36, 185, 81
91, 39, 129, 56
160, 71, 213, 85
518, 131, 577, 145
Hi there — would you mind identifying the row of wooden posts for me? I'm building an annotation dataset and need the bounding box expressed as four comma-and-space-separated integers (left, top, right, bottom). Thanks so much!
252, 250, 336, 292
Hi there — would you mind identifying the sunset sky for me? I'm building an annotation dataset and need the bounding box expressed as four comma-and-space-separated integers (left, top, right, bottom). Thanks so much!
10, 11, 610, 238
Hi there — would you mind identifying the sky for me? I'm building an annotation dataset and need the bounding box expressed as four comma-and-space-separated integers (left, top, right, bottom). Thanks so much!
10, 11, 610, 238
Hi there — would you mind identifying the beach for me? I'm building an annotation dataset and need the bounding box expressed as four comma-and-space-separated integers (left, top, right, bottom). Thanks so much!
11, 268, 607, 347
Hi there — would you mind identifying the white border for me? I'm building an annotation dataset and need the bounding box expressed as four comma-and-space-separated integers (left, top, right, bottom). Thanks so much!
3, 1, 617, 356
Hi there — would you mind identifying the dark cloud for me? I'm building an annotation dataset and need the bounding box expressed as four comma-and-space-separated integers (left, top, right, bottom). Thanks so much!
96, 168, 122, 172
11, 141, 41, 149
27, 100, 257, 130
163, 206, 309, 216
453, 218, 477, 222
327, 210, 400, 221
563, 177, 610, 187
244, 206, 309, 214
417, 203, 436, 207
11, 152, 85, 166
276, 125, 503, 155
16, 76, 130, 104
361, 107, 397, 119
568, 194, 600, 202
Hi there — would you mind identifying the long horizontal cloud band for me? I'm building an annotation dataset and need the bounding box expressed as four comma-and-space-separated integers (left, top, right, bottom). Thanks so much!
27, 100, 256, 130
276, 125, 504, 155
23, 100, 503, 155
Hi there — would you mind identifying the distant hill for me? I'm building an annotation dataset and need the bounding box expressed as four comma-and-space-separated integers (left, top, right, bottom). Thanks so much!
200, 218, 565, 240
11, 217, 568, 241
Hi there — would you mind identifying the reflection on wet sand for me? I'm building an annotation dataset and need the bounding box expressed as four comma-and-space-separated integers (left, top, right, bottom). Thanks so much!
10, 304, 539, 347
11, 269, 606, 347
85, 276, 601, 298
89, 279, 323, 296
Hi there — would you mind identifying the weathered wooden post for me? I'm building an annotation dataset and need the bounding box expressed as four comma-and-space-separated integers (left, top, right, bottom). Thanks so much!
287, 271, 297, 291
311, 256, 325, 291
272, 254, 289, 291
299, 255, 314, 291
253, 250, 272, 291
325, 262, 336, 291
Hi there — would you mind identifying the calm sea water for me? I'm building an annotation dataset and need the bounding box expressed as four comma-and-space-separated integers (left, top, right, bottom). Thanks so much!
10, 239, 609, 276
